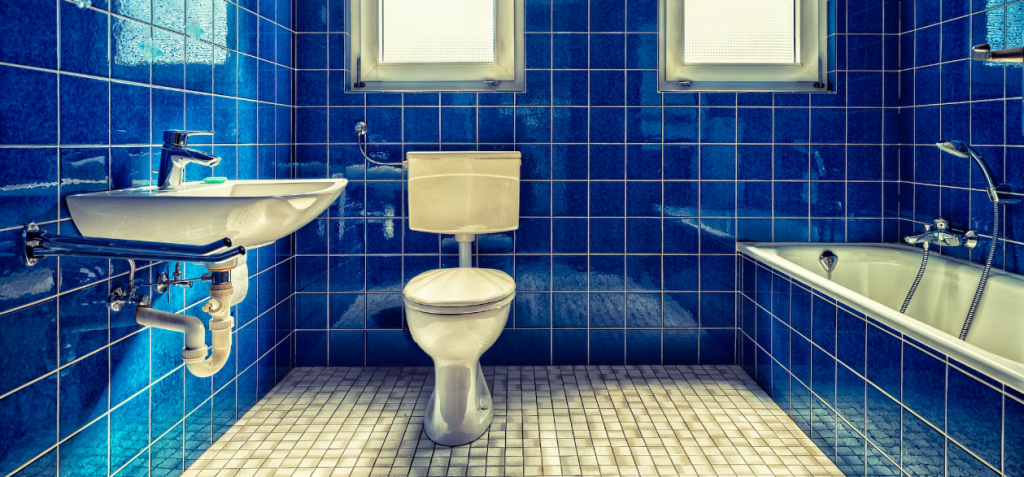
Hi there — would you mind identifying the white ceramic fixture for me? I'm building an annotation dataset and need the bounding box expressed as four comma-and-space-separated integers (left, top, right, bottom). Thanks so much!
737, 242, 1024, 394
66, 179, 347, 249
403, 151, 521, 446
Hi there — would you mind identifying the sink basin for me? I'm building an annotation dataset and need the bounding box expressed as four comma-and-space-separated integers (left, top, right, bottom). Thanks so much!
67, 179, 347, 248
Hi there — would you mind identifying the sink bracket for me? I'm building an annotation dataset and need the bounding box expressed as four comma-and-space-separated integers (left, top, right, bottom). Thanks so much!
20, 223, 246, 267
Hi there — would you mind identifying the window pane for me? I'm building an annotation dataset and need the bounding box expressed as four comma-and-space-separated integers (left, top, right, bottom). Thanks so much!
683, 0, 797, 64
380, 0, 497, 64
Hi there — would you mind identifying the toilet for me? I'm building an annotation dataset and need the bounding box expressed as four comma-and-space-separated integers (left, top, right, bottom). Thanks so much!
402, 151, 521, 446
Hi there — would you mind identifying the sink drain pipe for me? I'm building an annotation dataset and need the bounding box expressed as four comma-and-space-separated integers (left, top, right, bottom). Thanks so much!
135, 271, 234, 378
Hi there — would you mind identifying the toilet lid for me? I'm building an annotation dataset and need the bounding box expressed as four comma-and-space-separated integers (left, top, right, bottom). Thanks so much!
404, 268, 516, 307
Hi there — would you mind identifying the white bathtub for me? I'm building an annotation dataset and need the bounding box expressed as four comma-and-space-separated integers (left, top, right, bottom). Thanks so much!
737, 242, 1024, 393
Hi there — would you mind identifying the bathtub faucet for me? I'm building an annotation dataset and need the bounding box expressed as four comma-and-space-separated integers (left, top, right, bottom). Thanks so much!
904, 217, 978, 249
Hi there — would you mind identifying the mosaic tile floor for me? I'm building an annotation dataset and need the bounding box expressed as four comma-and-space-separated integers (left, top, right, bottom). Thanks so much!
184, 366, 842, 477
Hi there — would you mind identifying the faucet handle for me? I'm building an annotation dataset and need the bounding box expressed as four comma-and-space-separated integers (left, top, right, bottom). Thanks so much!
163, 130, 214, 147
932, 217, 949, 231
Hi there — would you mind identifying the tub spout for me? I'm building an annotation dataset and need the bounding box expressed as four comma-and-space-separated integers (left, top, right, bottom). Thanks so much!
135, 281, 234, 378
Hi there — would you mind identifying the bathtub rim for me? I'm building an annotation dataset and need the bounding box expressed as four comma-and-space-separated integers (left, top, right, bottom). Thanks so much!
736, 241, 1024, 395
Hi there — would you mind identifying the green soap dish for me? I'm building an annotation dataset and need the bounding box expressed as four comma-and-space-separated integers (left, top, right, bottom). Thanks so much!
203, 177, 228, 184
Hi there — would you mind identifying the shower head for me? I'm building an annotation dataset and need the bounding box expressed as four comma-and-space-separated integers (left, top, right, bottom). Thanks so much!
935, 140, 1017, 204
935, 140, 973, 159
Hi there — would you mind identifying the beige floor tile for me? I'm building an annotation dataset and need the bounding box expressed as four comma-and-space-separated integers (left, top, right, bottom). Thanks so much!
186, 366, 842, 477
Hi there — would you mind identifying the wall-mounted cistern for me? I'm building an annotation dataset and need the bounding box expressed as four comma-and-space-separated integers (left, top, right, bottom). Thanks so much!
158, 130, 222, 190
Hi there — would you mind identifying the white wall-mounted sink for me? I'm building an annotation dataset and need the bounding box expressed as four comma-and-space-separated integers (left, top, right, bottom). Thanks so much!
67, 179, 347, 248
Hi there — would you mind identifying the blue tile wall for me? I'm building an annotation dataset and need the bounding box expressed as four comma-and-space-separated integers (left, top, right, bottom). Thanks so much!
0, 0, 296, 475
897, 0, 1024, 270
739, 253, 1024, 476
290, 0, 899, 367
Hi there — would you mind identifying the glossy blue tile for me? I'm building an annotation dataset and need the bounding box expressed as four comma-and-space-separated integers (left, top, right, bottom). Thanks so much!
0, 375, 57, 476
151, 422, 183, 477
295, 331, 328, 366
948, 439, 998, 477
902, 344, 946, 428
947, 367, 1002, 468
866, 324, 901, 398
790, 379, 812, 432
59, 75, 109, 146
58, 282, 110, 366
700, 145, 735, 180
589, 329, 625, 365
110, 391, 149, 472
516, 255, 552, 291
59, 416, 108, 477
549, 329, 585, 365
660, 329, 696, 365
626, 181, 661, 217
552, 292, 588, 328
0, 1, 57, 69
902, 409, 944, 477
664, 108, 699, 144
774, 181, 809, 217
516, 218, 551, 253
590, 34, 624, 69
478, 107, 515, 143
864, 442, 900, 476
701, 108, 736, 143
810, 395, 837, 459
441, 107, 477, 143
626, 0, 657, 32
624, 329, 659, 364
553, 0, 588, 31
699, 256, 734, 292
516, 107, 551, 143
60, 2, 109, 77
590, 72, 625, 108
515, 293, 551, 328
59, 350, 109, 439
836, 418, 866, 476
1003, 396, 1024, 476
329, 331, 365, 366
775, 108, 810, 143
552, 34, 588, 69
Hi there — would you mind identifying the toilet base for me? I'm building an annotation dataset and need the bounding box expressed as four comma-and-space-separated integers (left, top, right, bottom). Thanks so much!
423, 360, 493, 446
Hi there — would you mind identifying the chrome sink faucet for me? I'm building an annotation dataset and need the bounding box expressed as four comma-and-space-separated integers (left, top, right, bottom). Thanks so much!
158, 130, 221, 190
904, 217, 978, 249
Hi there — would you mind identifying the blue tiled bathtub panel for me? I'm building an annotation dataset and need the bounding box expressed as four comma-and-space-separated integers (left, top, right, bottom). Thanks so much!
738, 253, 1023, 477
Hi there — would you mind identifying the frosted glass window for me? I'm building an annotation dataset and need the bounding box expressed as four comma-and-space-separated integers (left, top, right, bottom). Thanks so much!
379, 0, 497, 64
683, 0, 797, 64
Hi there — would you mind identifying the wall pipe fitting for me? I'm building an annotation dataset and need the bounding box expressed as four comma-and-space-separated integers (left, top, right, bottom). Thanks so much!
135, 271, 235, 378
455, 233, 475, 268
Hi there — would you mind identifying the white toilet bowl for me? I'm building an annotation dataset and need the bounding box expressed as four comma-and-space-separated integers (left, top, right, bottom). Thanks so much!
404, 268, 515, 446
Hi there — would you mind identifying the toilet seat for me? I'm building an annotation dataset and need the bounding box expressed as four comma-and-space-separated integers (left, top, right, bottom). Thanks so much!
404, 293, 515, 315
403, 268, 516, 315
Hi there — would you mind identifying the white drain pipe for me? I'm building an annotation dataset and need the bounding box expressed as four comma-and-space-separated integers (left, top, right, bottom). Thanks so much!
135, 279, 234, 378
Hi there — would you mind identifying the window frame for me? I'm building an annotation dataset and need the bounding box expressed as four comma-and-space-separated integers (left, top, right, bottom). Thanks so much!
349, 0, 525, 92
658, 0, 832, 92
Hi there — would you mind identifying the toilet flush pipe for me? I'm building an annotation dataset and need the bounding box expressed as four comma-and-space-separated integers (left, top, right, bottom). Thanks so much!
135, 273, 234, 378
456, 234, 475, 268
